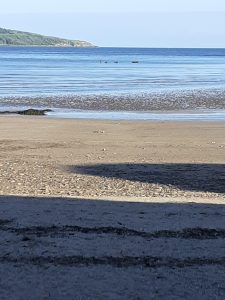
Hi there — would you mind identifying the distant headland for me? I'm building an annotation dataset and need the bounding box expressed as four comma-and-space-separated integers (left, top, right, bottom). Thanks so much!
0, 27, 95, 47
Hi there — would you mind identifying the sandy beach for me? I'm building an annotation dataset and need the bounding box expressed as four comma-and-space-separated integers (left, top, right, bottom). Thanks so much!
1, 116, 225, 299
0, 116, 225, 199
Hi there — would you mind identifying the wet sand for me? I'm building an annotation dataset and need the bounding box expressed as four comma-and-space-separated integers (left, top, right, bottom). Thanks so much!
2, 89, 225, 111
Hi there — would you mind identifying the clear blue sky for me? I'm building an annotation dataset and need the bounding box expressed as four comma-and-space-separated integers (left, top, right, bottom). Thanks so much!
1, 0, 225, 47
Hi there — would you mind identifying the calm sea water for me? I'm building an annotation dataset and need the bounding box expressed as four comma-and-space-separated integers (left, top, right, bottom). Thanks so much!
1, 47, 225, 96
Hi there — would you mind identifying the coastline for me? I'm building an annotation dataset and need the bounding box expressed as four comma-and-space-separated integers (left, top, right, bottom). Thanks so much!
2, 29, 225, 300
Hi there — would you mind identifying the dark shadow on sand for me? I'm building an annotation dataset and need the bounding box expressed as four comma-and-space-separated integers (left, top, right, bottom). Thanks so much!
68, 163, 225, 194
1, 195, 225, 298
1, 195, 225, 243
1, 195, 225, 260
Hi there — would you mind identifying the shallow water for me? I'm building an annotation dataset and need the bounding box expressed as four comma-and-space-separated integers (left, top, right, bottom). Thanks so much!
47, 108, 225, 121
1, 47, 225, 96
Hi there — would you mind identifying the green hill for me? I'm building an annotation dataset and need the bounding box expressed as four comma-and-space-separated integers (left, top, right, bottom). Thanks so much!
0, 27, 95, 47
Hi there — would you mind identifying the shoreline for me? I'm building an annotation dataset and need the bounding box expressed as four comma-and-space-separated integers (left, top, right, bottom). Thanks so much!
47, 108, 225, 121
1, 107, 225, 122
1, 88, 225, 121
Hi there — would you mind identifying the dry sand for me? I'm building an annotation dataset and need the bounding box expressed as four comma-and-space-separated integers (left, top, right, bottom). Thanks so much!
0, 116, 225, 199
1, 116, 225, 299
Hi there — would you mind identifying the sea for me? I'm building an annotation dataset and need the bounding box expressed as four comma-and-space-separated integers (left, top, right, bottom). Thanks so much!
1, 47, 225, 120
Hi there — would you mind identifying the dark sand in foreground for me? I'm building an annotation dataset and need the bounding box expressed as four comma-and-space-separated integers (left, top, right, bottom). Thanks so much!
1, 195, 225, 299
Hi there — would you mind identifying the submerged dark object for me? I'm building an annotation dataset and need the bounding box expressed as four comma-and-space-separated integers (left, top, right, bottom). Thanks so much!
0, 108, 52, 116
17, 109, 52, 115
132, 61, 139, 63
